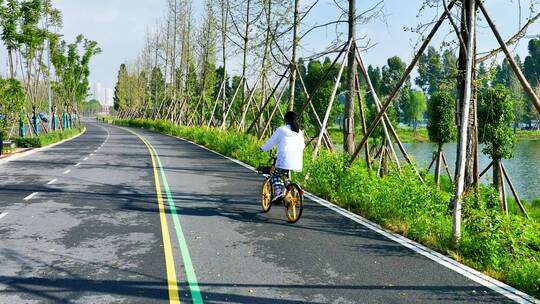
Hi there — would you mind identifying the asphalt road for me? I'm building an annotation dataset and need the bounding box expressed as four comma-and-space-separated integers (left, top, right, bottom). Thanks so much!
0, 121, 527, 303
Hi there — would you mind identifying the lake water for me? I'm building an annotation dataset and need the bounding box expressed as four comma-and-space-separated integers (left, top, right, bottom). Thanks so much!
400, 141, 540, 201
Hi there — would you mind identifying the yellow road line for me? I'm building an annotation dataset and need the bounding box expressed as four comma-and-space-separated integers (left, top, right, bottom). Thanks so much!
142, 134, 181, 303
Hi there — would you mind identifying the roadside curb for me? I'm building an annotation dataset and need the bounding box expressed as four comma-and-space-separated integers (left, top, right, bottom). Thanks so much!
114, 124, 539, 304
0, 127, 87, 166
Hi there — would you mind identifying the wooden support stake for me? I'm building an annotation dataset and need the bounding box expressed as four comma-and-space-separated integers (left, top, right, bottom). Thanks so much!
354, 74, 371, 170
246, 69, 289, 133
479, 161, 493, 179
477, 0, 540, 115
355, 49, 401, 172
501, 162, 529, 218
350, 0, 456, 165
312, 39, 352, 160
238, 73, 263, 131
221, 75, 245, 129
260, 80, 287, 139
296, 65, 334, 151
441, 152, 453, 182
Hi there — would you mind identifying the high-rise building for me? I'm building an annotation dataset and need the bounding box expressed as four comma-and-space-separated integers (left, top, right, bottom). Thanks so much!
105, 88, 114, 106
89, 82, 114, 107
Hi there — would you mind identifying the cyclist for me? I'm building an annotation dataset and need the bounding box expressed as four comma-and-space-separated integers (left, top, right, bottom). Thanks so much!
261, 111, 305, 203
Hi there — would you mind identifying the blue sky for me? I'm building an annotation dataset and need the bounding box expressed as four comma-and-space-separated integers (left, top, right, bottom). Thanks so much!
33, 1, 540, 88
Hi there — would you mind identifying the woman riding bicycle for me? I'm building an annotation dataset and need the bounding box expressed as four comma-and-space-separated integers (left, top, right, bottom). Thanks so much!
261, 111, 305, 203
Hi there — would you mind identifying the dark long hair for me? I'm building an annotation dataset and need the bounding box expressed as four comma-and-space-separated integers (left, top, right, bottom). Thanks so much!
284, 111, 300, 133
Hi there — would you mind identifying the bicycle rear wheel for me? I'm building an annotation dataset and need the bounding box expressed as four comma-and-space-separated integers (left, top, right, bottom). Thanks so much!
285, 183, 303, 223
261, 178, 272, 213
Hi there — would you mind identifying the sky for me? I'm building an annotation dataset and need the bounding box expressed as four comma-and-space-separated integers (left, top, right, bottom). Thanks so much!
6, 0, 538, 89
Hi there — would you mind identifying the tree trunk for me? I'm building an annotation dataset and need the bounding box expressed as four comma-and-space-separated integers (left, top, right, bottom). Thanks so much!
453, 0, 476, 248
344, 0, 356, 155
288, 0, 300, 111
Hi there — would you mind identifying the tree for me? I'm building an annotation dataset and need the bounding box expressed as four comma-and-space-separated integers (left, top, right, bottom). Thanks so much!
0, 78, 24, 155
440, 49, 458, 93
0, 0, 21, 78
478, 85, 516, 209
416, 46, 443, 96
113, 64, 128, 111
304, 57, 343, 133
427, 91, 456, 187
524, 38, 540, 88
523, 38, 540, 128
51, 34, 101, 121
381, 56, 409, 124
495, 57, 527, 132
82, 99, 101, 116
406, 90, 427, 133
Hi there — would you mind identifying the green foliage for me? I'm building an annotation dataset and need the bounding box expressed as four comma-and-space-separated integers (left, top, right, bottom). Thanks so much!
82, 99, 101, 116
115, 117, 540, 298
51, 34, 101, 113
416, 46, 443, 96
405, 90, 427, 131
304, 58, 343, 130
478, 85, 516, 160
0, 77, 25, 135
524, 38, 540, 88
381, 56, 410, 120
427, 91, 456, 144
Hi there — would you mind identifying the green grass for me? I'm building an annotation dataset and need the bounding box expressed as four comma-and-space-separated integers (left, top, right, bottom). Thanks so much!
115, 118, 540, 298
516, 129, 540, 140
13, 126, 85, 148
328, 126, 430, 144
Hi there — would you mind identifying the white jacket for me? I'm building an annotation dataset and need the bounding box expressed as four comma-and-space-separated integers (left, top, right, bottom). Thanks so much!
262, 125, 305, 171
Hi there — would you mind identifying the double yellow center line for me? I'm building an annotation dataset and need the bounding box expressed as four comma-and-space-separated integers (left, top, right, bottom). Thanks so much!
125, 127, 204, 304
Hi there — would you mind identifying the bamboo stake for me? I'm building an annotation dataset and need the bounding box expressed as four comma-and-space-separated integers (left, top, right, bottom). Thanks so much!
259, 80, 287, 139
355, 49, 401, 172
297, 42, 350, 117
296, 65, 334, 151
477, 0, 540, 115
207, 79, 226, 127
441, 152, 453, 182
354, 75, 371, 170
238, 73, 264, 131
501, 162, 529, 218
479, 161, 493, 178
221, 75, 245, 128
312, 39, 352, 160
246, 68, 289, 133
350, 0, 456, 165
498, 160, 508, 215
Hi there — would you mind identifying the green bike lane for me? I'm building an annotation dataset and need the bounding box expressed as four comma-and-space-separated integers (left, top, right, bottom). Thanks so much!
128, 125, 520, 304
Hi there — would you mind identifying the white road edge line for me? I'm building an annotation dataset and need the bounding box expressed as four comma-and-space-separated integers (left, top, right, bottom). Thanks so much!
24, 192, 38, 201
112, 124, 537, 303
163, 133, 537, 304
0, 212, 8, 219
83, 157, 89, 161
89, 153, 94, 156
47, 179, 57, 185
74, 162, 81, 167
63, 169, 71, 174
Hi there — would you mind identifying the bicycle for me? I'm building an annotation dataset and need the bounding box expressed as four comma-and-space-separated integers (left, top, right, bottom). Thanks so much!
258, 153, 304, 223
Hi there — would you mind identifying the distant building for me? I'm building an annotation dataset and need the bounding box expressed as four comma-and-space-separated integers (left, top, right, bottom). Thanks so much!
89, 82, 114, 107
